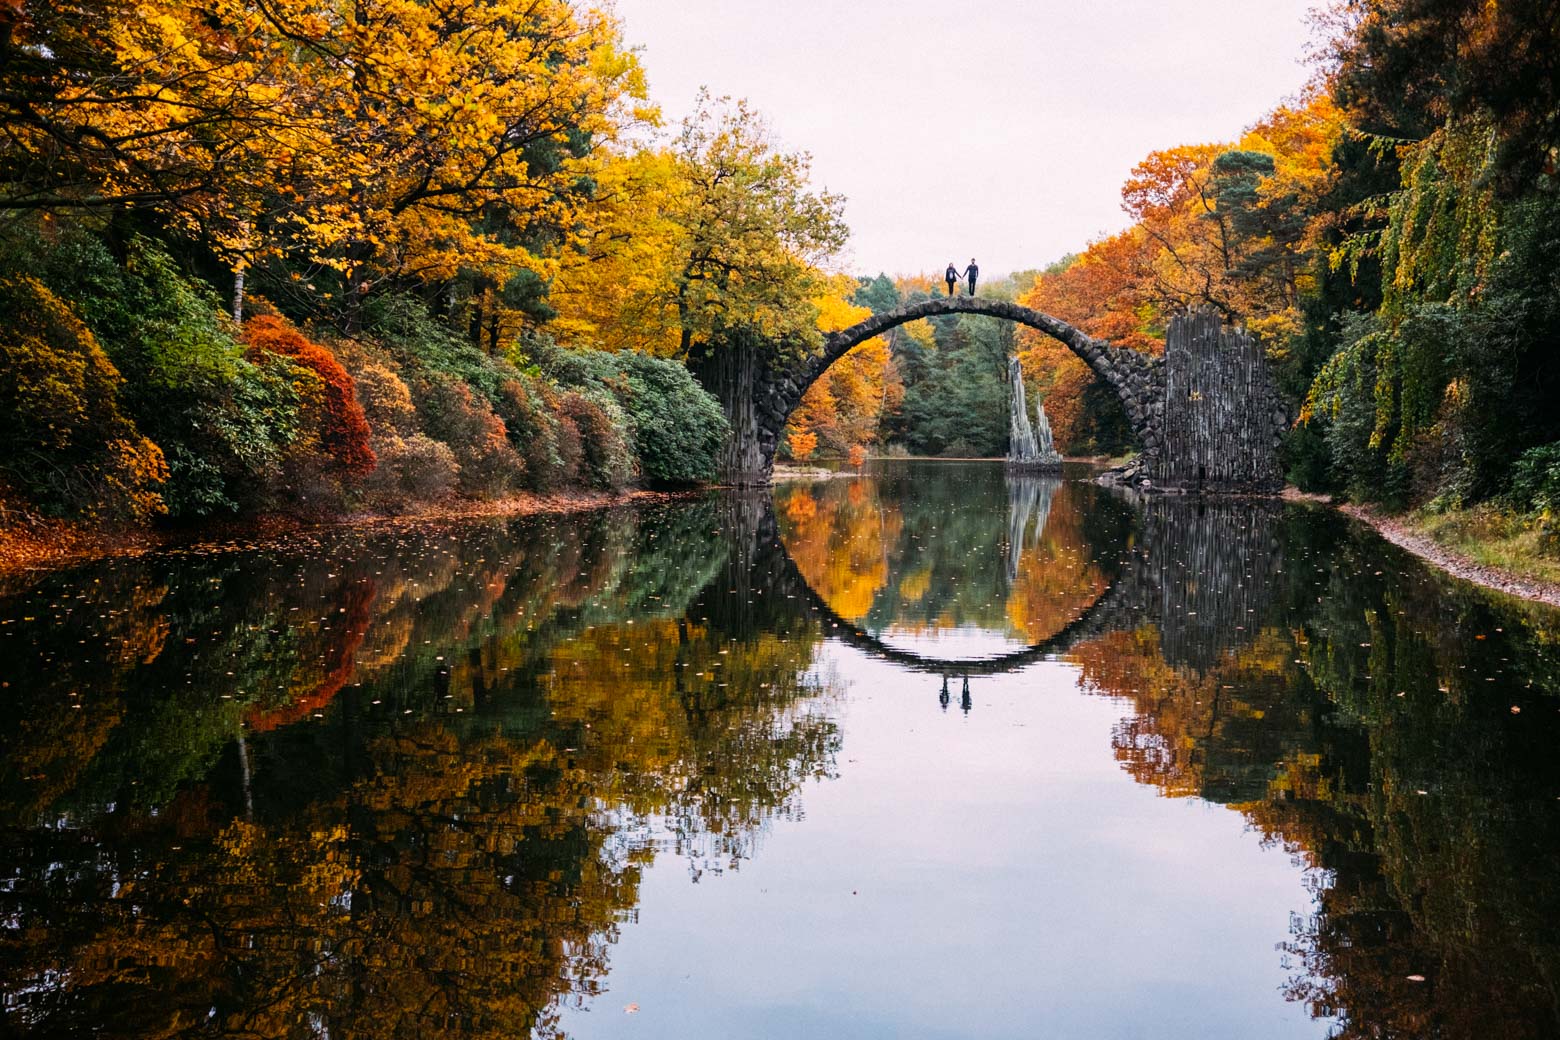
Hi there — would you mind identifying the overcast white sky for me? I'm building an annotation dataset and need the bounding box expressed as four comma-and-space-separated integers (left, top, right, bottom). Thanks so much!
610, 0, 1320, 278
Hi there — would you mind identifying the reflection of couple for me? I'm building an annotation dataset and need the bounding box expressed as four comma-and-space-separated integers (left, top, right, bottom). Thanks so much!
944, 259, 979, 297
939, 675, 972, 714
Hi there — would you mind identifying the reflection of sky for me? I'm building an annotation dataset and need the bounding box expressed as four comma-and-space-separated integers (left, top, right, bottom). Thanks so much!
554, 641, 1332, 1039
871, 624, 1032, 663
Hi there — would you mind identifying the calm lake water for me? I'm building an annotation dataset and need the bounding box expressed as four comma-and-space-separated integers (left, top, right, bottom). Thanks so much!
3, 461, 1558, 1038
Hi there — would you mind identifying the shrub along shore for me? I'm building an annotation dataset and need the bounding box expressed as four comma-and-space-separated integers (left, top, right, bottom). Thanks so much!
0, 230, 729, 572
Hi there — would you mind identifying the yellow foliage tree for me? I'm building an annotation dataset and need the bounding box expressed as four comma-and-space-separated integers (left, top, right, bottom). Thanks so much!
549, 94, 848, 361
2, 0, 652, 326
783, 279, 892, 456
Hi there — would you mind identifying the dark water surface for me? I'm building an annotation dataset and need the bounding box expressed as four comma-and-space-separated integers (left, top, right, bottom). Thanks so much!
3, 461, 1558, 1038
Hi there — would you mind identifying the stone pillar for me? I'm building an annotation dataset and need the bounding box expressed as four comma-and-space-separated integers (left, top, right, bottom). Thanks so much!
690, 334, 776, 487
1147, 310, 1285, 494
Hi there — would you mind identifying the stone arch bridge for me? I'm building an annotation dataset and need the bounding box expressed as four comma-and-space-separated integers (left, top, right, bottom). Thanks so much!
694, 297, 1288, 495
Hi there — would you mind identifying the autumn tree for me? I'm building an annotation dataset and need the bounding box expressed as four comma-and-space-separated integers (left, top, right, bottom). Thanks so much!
784, 282, 894, 457
550, 94, 848, 360
668, 93, 849, 356
545, 150, 687, 354
1013, 93, 1342, 455
0, 0, 304, 217
0, 274, 167, 520
1116, 94, 1342, 330
0, 0, 651, 331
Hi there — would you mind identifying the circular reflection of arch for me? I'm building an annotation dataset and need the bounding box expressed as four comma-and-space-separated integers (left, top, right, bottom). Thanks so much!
771, 473, 1128, 677
782, 564, 1128, 676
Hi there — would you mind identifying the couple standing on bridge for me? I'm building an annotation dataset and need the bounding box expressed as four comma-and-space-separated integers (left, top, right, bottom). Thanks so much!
945, 259, 979, 297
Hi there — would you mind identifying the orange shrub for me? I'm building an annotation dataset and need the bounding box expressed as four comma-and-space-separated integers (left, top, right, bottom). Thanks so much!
353, 362, 418, 436
789, 431, 818, 461
559, 390, 636, 489
413, 374, 525, 496
243, 315, 376, 474
847, 444, 868, 467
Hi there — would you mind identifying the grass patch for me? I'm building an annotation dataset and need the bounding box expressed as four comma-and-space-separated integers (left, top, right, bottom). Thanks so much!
1411, 504, 1560, 586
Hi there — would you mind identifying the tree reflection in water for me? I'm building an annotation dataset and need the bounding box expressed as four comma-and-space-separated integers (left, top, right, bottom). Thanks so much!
1, 464, 1558, 1038
774, 464, 1131, 649
1071, 498, 1560, 1038
0, 502, 839, 1038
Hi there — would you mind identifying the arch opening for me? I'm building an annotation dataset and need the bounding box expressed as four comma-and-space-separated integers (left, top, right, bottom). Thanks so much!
697, 301, 1285, 494
712, 295, 1166, 486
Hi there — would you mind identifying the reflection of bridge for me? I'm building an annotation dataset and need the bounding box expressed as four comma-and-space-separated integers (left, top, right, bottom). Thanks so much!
702, 482, 1288, 683
780, 545, 1138, 676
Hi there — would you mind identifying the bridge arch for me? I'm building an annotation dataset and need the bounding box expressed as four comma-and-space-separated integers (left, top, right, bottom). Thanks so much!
817, 296, 1162, 440
780, 551, 1134, 677
703, 295, 1165, 487
696, 302, 1286, 493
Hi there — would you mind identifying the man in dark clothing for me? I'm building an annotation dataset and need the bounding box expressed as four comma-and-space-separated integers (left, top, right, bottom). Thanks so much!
945, 262, 959, 296
962, 259, 979, 296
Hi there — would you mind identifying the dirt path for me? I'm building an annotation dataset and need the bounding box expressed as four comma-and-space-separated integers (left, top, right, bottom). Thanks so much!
1339, 502, 1560, 608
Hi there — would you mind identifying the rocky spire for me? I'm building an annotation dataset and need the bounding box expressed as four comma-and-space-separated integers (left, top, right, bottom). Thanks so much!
1007, 356, 1063, 471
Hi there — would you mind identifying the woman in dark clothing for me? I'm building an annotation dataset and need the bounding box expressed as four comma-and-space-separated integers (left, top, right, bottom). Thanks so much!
945, 262, 959, 296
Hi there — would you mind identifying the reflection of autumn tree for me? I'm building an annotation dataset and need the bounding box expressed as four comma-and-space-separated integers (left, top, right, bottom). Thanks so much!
774, 481, 897, 622
1075, 626, 1321, 803
1070, 509, 1560, 1037
547, 619, 840, 878
2, 722, 641, 1039
1005, 481, 1111, 644
0, 571, 171, 818
776, 468, 1126, 644
1276, 562, 1560, 1040
0, 503, 734, 822
0, 498, 836, 1036
246, 580, 377, 733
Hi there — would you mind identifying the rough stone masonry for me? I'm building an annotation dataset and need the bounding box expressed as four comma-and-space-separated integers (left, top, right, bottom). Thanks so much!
697, 297, 1286, 494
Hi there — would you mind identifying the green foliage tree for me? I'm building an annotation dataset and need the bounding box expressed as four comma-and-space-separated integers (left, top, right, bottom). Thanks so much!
670, 93, 849, 358
1324, 0, 1560, 179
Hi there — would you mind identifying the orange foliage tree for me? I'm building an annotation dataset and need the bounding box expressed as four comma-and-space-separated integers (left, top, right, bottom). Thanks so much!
789, 431, 819, 461
1016, 92, 1342, 453
1017, 230, 1163, 453
774, 481, 900, 622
